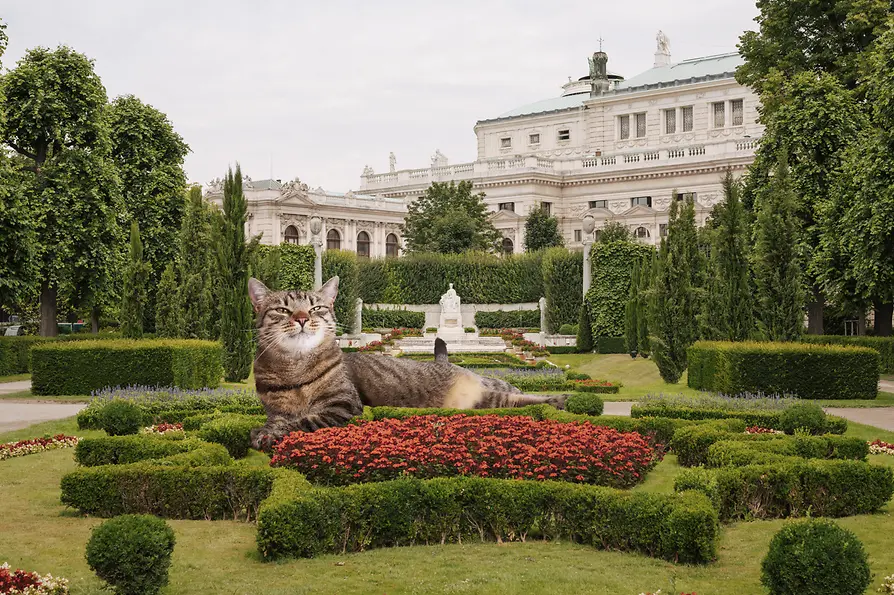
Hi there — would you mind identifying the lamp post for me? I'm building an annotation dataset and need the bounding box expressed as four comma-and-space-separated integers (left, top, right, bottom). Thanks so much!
582, 215, 595, 298
310, 216, 323, 289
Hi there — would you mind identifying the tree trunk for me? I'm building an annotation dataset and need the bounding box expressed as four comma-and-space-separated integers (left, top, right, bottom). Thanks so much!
874, 301, 893, 337
806, 287, 824, 335
39, 282, 58, 337
91, 307, 100, 334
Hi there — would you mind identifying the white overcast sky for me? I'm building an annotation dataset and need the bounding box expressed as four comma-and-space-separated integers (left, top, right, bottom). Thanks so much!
3, 1, 758, 191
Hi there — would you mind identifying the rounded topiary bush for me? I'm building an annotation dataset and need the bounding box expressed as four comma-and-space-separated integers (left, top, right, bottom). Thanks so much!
86, 514, 176, 595
98, 400, 144, 436
565, 392, 604, 416
558, 324, 575, 335
761, 518, 870, 595
779, 402, 826, 435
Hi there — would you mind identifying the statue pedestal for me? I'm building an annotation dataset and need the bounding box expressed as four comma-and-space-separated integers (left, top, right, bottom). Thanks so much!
437, 283, 463, 340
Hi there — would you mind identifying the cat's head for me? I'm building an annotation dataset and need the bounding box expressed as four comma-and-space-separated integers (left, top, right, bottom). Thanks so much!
248, 276, 339, 352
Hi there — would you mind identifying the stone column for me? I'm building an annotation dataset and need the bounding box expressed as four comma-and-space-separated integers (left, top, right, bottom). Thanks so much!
539, 296, 548, 336
354, 298, 363, 335
582, 215, 595, 298
310, 216, 323, 289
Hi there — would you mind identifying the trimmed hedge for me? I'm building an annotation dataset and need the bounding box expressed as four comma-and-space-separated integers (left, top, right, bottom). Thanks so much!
705, 435, 868, 468
362, 307, 425, 329
542, 248, 582, 333
687, 341, 879, 400
546, 345, 578, 355
256, 475, 718, 563
61, 464, 276, 520
0, 333, 125, 376
801, 334, 894, 374
596, 336, 628, 354
474, 309, 540, 329
634, 404, 847, 436
198, 414, 262, 458
75, 435, 204, 467
586, 241, 653, 338
674, 460, 893, 520
31, 340, 223, 395
322, 250, 359, 326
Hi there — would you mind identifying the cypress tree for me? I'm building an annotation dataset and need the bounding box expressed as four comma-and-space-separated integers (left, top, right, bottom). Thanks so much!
177, 186, 215, 340
120, 221, 149, 339
637, 255, 652, 357
155, 262, 181, 338
705, 172, 754, 340
625, 263, 640, 354
576, 302, 594, 353
649, 195, 701, 383
217, 165, 254, 382
752, 157, 804, 341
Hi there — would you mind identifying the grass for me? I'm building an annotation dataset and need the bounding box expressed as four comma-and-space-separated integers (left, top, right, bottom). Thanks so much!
2, 416, 894, 594
0, 373, 31, 383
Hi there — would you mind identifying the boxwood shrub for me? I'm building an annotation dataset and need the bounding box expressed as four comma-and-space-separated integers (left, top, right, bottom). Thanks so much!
801, 334, 894, 375
256, 476, 718, 564
75, 435, 207, 467
474, 309, 540, 330
686, 340, 879, 400
362, 307, 425, 329
198, 414, 263, 458
31, 340, 223, 395
86, 514, 176, 595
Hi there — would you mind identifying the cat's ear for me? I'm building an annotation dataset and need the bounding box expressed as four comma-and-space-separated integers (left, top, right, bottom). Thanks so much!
248, 278, 269, 313
319, 276, 339, 307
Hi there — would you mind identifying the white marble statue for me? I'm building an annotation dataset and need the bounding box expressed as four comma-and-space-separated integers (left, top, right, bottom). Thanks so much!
438, 283, 462, 331
389, 152, 397, 173
656, 30, 670, 54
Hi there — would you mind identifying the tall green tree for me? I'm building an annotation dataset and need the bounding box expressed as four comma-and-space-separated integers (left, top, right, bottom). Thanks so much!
216, 165, 254, 382
636, 255, 652, 358
120, 221, 149, 339
0, 45, 122, 336
524, 207, 563, 251
177, 186, 215, 340
402, 181, 500, 253
625, 263, 640, 354
752, 158, 805, 341
826, 27, 894, 335
649, 196, 701, 383
703, 172, 754, 341
107, 95, 189, 331
154, 262, 181, 339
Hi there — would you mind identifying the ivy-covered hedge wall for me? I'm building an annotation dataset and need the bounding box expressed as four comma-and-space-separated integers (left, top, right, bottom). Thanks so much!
474, 309, 540, 329
542, 248, 582, 333
362, 307, 425, 329
586, 241, 654, 338
252, 244, 315, 291
322, 250, 359, 326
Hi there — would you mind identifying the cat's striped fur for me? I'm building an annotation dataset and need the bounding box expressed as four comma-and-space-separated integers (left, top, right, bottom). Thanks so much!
248, 277, 563, 450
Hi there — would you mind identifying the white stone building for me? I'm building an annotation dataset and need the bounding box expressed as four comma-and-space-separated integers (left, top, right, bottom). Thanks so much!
209, 33, 762, 256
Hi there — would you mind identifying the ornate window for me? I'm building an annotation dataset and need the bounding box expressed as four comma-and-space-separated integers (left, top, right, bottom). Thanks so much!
630, 196, 652, 208
498, 202, 515, 212
713, 102, 726, 128
634, 226, 650, 239
529, 133, 540, 145
664, 109, 676, 134
326, 229, 341, 250
284, 225, 300, 244
385, 233, 399, 257
589, 200, 608, 209
619, 115, 630, 140
500, 137, 512, 148
357, 231, 371, 258
557, 129, 571, 141
540, 202, 552, 216
731, 99, 744, 126
501, 237, 514, 255
682, 106, 694, 132
635, 113, 646, 138
574, 230, 582, 242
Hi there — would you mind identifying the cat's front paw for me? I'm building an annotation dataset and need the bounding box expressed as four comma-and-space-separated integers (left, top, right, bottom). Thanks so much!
546, 394, 567, 410
250, 427, 283, 452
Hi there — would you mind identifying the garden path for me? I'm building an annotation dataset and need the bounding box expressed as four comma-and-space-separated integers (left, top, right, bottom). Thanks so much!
880, 379, 894, 393
823, 407, 894, 432
0, 402, 86, 432
602, 401, 633, 416
0, 380, 30, 394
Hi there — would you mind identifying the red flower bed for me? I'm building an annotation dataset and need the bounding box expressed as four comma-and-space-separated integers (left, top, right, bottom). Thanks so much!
0, 435, 79, 461
271, 415, 659, 488
0, 562, 68, 594
744, 426, 784, 435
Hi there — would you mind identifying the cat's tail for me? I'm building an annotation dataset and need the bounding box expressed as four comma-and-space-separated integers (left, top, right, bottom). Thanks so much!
434, 338, 449, 363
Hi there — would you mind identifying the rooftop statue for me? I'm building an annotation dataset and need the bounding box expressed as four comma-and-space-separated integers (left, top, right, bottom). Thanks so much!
657, 30, 671, 54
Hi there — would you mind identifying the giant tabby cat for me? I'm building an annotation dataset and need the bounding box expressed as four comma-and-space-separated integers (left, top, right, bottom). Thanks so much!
248, 276, 563, 449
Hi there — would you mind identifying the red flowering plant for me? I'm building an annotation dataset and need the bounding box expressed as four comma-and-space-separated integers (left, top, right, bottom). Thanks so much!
271, 414, 660, 488
869, 439, 894, 456
0, 562, 68, 594
142, 422, 184, 435
744, 426, 784, 435
358, 341, 385, 352
0, 435, 79, 461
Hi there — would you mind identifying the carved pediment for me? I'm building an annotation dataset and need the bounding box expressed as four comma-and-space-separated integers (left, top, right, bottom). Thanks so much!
491, 209, 523, 222
622, 205, 656, 216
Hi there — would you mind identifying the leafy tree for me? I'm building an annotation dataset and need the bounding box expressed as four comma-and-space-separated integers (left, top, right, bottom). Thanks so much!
0, 45, 121, 336
177, 186, 215, 339
524, 207, 563, 251
402, 181, 500, 253
107, 95, 189, 331
649, 196, 701, 383
598, 220, 630, 244
752, 157, 805, 341
703, 172, 754, 341
154, 262, 181, 339
120, 221, 149, 339
216, 165, 255, 382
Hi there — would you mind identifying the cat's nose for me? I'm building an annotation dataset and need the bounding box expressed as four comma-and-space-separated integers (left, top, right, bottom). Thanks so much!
293, 313, 309, 327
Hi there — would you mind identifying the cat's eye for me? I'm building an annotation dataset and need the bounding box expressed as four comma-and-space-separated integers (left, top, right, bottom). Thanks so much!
310, 305, 327, 313
274, 307, 291, 315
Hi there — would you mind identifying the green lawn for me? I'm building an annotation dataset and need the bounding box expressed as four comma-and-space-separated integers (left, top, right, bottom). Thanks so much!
2, 416, 894, 594
0, 373, 31, 383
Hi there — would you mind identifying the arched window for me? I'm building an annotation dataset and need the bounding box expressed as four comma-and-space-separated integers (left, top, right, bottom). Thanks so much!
326, 229, 341, 250
284, 225, 300, 244
385, 233, 399, 257
501, 237, 514, 255
634, 226, 650, 239
357, 231, 371, 258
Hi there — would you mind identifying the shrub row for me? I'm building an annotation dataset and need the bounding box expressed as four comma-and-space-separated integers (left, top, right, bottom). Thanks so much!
632, 403, 848, 437
474, 309, 540, 330
687, 340, 879, 400
801, 334, 894, 374
675, 460, 894, 520
0, 333, 125, 376
256, 475, 718, 563
362, 307, 425, 330
74, 435, 204, 467
60, 464, 277, 521
546, 345, 578, 355
705, 435, 868, 468
31, 340, 223, 396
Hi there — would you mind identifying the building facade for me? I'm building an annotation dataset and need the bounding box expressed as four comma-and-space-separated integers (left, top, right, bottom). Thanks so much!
209, 33, 762, 256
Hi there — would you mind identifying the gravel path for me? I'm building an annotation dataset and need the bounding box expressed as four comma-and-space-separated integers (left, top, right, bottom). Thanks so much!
0, 402, 86, 433
823, 408, 894, 433
0, 380, 31, 395
880, 380, 894, 393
